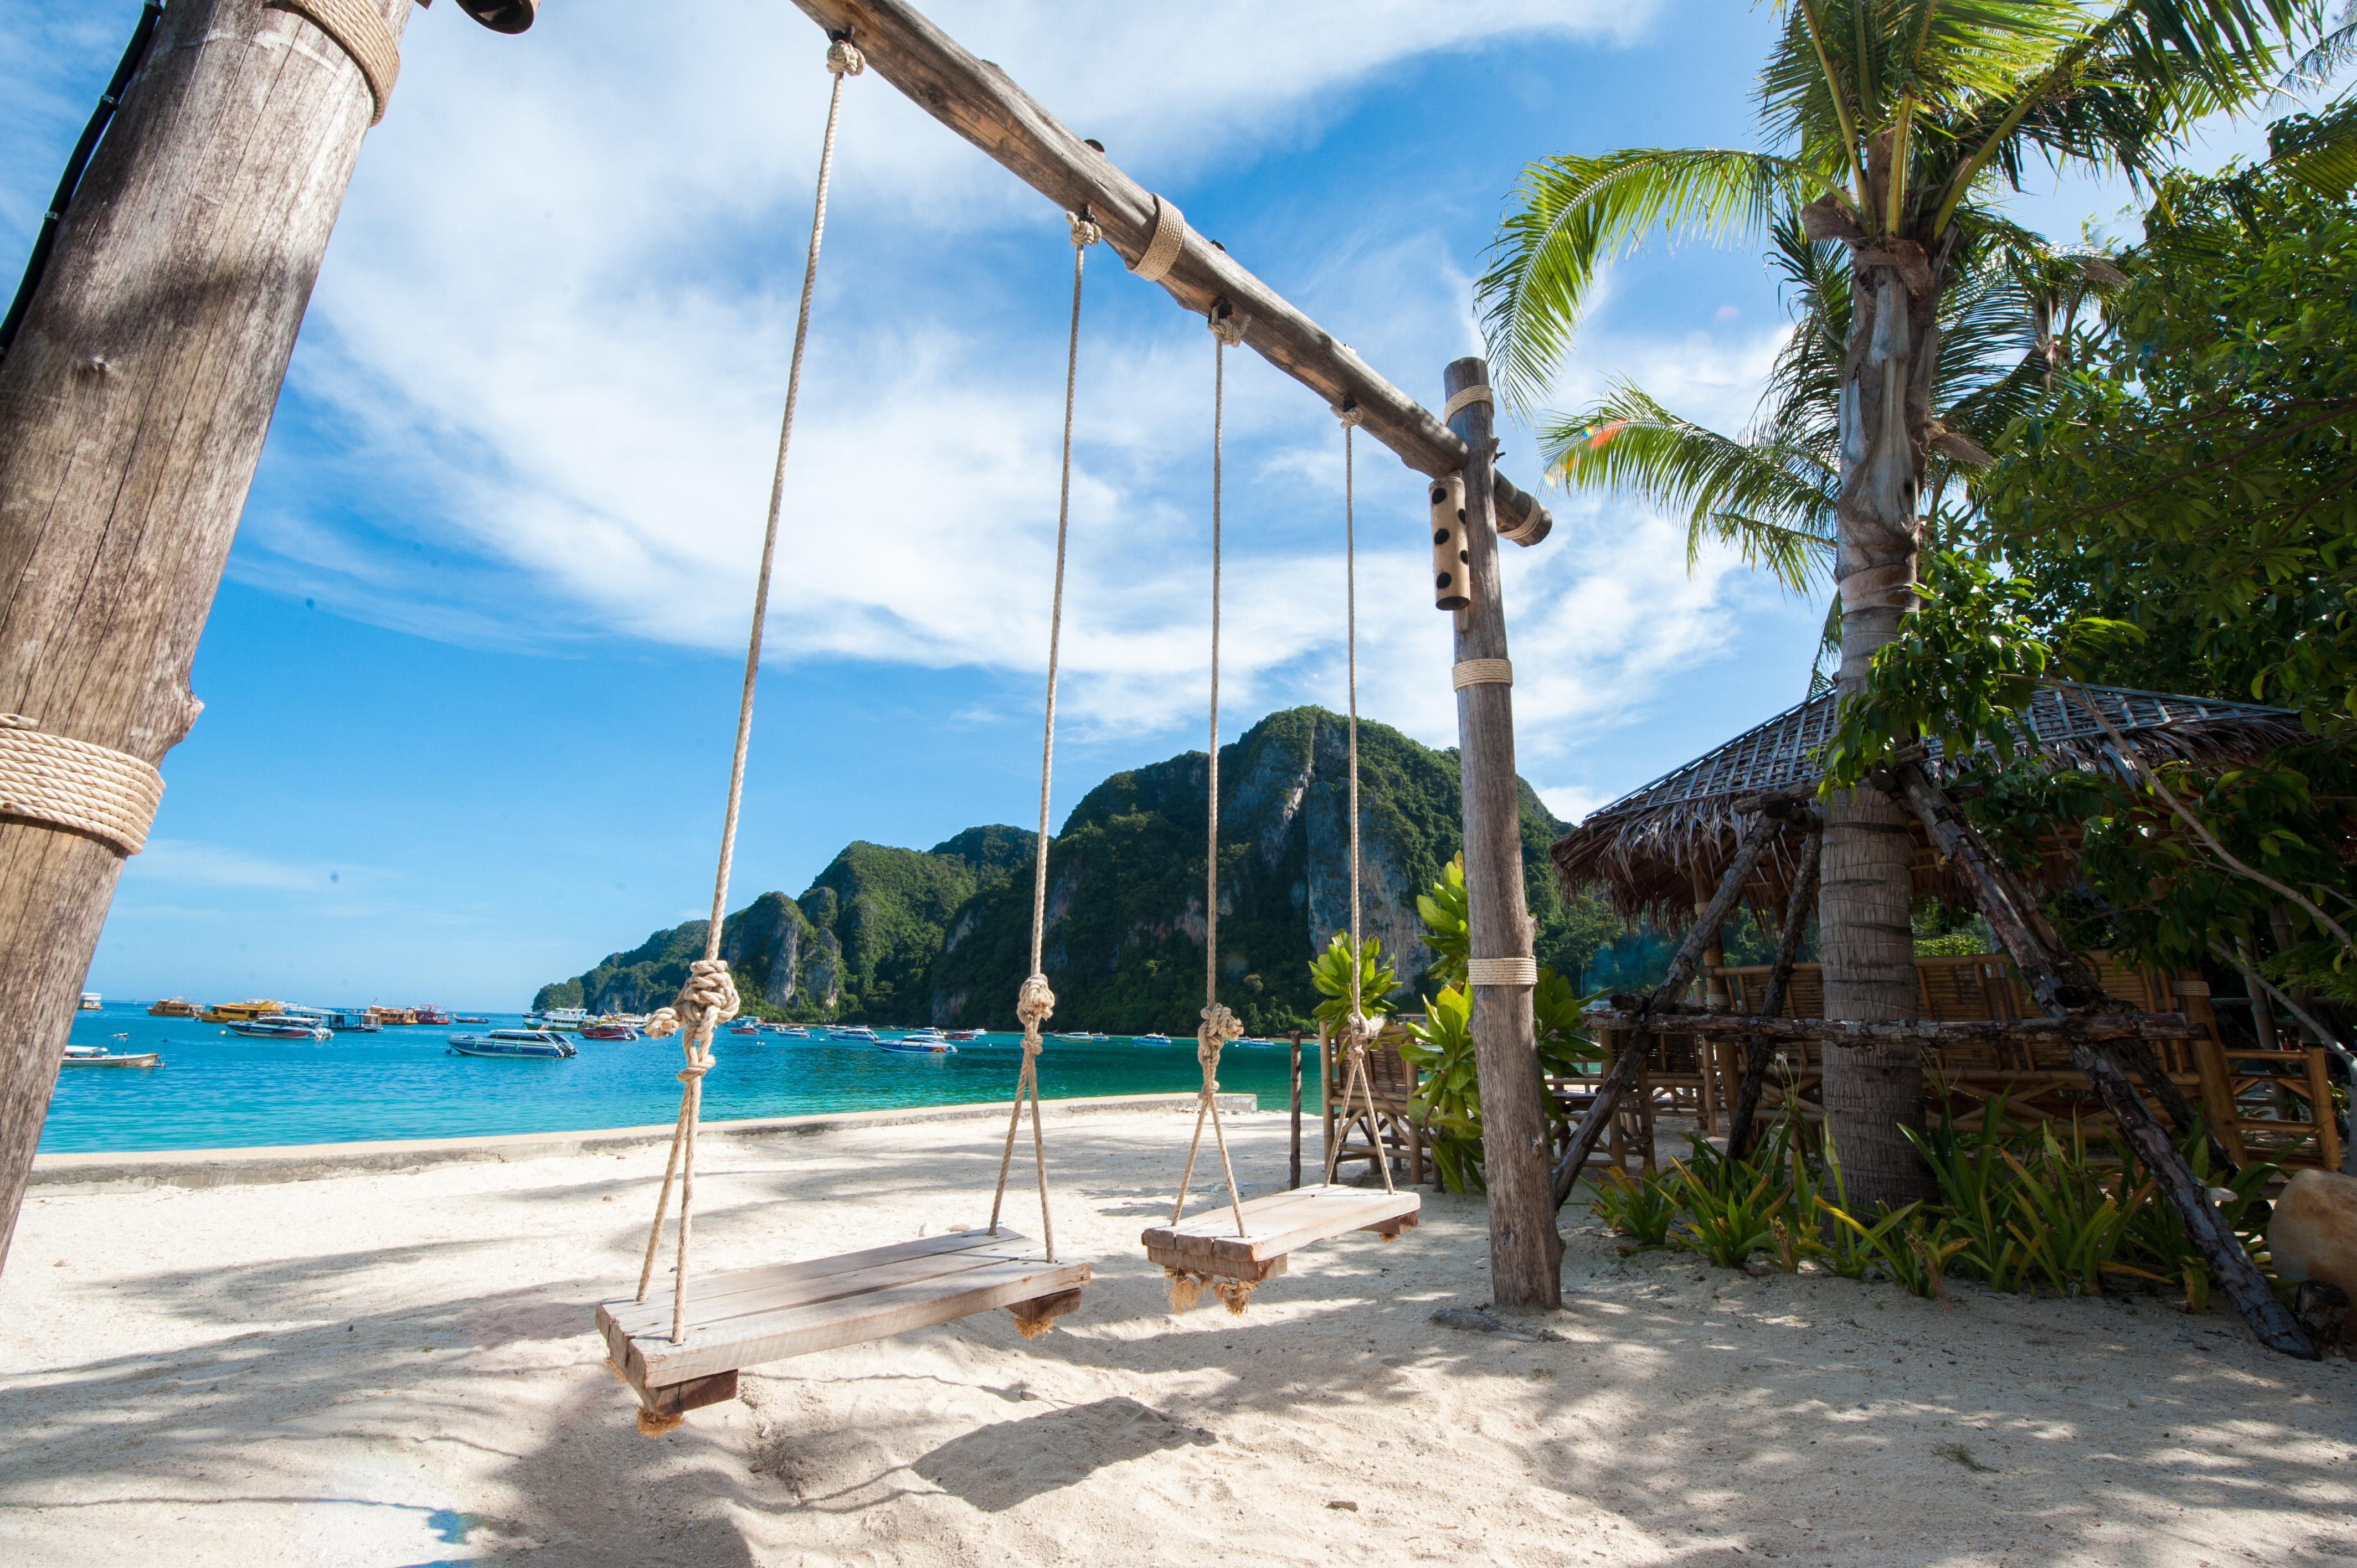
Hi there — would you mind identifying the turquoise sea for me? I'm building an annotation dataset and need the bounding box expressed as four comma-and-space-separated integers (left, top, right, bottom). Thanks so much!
42, 1004, 1325, 1153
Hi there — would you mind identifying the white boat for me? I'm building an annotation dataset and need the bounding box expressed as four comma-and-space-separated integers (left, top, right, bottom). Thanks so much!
228, 1014, 333, 1040
63, 1036, 161, 1069
880, 1029, 955, 1056
78, 991, 101, 1010
1134, 1033, 1173, 1044
526, 1007, 590, 1031
830, 1025, 880, 1042
449, 1029, 577, 1060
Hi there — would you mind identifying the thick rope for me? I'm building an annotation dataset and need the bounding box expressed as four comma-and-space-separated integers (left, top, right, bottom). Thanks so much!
270, 0, 400, 125
1319, 404, 1394, 1199
634, 39, 859, 1350
1167, 307, 1254, 1252
986, 209, 1097, 1261
1450, 658, 1514, 690
0, 714, 165, 855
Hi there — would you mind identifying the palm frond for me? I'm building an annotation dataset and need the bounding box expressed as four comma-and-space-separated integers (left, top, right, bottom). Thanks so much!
1478, 148, 1835, 412
1539, 381, 1837, 595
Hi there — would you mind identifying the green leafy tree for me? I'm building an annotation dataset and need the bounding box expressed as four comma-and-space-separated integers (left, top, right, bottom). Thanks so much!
1480, 0, 2318, 1208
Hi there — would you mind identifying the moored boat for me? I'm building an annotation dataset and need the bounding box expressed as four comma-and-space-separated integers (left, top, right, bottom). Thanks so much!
202, 999, 285, 1024
413, 1005, 453, 1025
525, 1007, 589, 1031
228, 1014, 333, 1040
62, 1039, 162, 1069
367, 1005, 418, 1027
830, 1025, 880, 1043
147, 997, 201, 1019
79, 991, 101, 1010
581, 1021, 640, 1041
447, 1030, 577, 1060
879, 1029, 955, 1055
1134, 1032, 1172, 1044
453, 1014, 491, 1024
944, 1028, 985, 1041
322, 1007, 382, 1033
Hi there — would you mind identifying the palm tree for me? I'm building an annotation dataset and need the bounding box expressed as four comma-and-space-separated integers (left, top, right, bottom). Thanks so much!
1480, 0, 2316, 1208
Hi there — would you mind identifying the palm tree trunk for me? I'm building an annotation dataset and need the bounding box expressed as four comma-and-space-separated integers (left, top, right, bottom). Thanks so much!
1819, 267, 1936, 1209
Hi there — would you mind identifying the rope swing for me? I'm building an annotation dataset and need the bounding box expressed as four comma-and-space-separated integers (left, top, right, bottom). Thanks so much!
1164, 301, 1253, 1314
1322, 401, 1395, 1202
985, 204, 1100, 1268
631, 36, 863, 1407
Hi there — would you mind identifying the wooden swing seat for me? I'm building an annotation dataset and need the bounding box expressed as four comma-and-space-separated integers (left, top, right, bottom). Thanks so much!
595, 1229, 1089, 1417
1140, 1184, 1420, 1282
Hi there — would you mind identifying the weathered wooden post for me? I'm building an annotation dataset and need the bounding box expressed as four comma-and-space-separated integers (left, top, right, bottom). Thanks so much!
1440, 356, 1560, 1309
0, 0, 413, 1271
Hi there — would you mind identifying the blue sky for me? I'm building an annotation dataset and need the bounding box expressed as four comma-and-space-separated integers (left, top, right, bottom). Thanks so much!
2, 2, 2302, 1009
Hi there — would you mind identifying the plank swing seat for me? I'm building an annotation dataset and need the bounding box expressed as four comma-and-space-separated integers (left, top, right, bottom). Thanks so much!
1141, 1185, 1419, 1288
1143, 314, 1422, 1317
598, 1230, 1090, 1421
592, 38, 1103, 1432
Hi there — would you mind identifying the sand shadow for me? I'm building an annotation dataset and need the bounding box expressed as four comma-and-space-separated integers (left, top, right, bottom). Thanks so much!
910, 1395, 1215, 1511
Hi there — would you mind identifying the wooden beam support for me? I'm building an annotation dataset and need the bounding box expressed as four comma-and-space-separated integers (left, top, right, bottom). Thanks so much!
1889, 764, 2309, 1356
779, 0, 1550, 539
1581, 1009, 2206, 1045
1445, 357, 1557, 1309
0, 0, 409, 1272
1727, 824, 1821, 1157
1553, 812, 1780, 1206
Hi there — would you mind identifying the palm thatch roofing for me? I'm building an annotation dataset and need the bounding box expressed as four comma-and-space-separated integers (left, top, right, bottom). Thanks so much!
1554, 682, 2305, 923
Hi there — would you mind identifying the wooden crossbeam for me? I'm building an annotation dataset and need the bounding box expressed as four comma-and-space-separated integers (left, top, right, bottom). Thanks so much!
782, 0, 1549, 529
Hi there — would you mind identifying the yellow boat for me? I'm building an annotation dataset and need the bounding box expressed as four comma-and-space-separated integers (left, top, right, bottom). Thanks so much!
202, 999, 285, 1024
368, 1005, 418, 1026
147, 997, 201, 1019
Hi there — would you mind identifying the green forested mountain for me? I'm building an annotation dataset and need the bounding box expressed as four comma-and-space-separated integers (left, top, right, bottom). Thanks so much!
536, 706, 1612, 1031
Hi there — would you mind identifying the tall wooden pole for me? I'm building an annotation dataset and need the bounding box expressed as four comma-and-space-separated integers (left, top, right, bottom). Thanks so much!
1444, 357, 1559, 1309
0, 0, 410, 1270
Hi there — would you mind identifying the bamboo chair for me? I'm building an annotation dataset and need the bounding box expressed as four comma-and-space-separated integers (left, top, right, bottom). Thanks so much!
1319, 1022, 1428, 1187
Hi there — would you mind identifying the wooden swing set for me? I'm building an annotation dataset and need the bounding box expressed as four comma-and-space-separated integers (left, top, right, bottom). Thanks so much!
565, 3, 1564, 1427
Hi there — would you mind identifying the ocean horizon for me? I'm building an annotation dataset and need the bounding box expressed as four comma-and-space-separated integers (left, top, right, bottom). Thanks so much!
42, 1002, 1327, 1154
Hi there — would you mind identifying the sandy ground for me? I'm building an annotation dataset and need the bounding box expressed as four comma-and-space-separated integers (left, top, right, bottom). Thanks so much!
2, 1105, 2354, 1568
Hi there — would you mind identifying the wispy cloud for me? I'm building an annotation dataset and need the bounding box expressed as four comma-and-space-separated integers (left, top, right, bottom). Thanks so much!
123, 839, 373, 895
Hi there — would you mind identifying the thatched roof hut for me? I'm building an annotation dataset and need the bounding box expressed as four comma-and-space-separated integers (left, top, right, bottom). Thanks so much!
1553, 682, 2304, 922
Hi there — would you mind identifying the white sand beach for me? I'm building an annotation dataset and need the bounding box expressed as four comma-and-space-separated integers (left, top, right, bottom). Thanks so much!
3, 1103, 2354, 1567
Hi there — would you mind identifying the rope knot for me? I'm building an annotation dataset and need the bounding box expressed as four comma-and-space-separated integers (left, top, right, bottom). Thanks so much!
1067, 211, 1100, 249
1341, 1010, 1379, 1056
676, 1046, 715, 1086
1195, 1002, 1243, 1100
1206, 303, 1247, 348
1331, 401, 1366, 429
1016, 971, 1056, 1055
660, 958, 741, 1042
825, 37, 866, 75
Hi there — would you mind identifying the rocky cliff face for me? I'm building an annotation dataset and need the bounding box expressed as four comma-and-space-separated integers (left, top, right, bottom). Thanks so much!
537, 706, 1577, 1032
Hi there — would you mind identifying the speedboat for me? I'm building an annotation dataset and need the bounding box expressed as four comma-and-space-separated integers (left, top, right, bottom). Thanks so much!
203, 999, 285, 1024
944, 1028, 985, 1041
61, 1038, 161, 1069
228, 1014, 333, 1040
453, 1014, 491, 1024
724, 1020, 762, 1035
582, 1021, 640, 1040
830, 1025, 880, 1043
448, 1030, 577, 1060
1134, 1032, 1172, 1045
761, 1024, 811, 1038
879, 1029, 955, 1055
